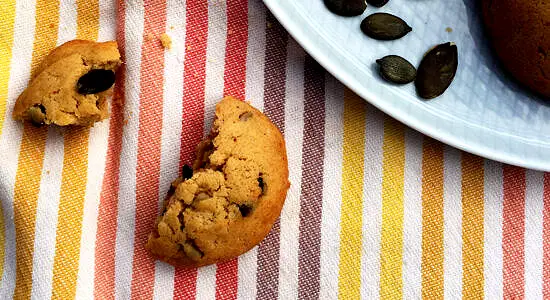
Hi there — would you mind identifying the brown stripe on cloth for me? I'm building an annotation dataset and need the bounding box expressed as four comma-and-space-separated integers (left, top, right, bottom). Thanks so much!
255, 11, 288, 298
297, 55, 326, 299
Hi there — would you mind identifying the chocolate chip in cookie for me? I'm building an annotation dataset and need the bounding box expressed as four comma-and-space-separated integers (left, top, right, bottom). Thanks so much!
182, 164, 193, 180
27, 104, 46, 127
238, 204, 253, 217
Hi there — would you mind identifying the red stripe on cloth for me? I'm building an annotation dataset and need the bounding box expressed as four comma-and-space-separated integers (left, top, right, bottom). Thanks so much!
93, 1, 126, 298
129, 1, 168, 298
543, 173, 550, 299
297, 55, 326, 299
502, 165, 526, 300
215, 260, 238, 300
255, 11, 288, 299
215, 0, 249, 299
173, 0, 209, 297
222, 0, 248, 100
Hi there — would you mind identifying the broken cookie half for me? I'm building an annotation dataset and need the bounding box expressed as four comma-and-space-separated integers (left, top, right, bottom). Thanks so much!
147, 96, 290, 267
12, 40, 121, 126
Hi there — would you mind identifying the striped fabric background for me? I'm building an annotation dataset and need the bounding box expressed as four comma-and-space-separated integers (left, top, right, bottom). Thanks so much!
0, 0, 549, 299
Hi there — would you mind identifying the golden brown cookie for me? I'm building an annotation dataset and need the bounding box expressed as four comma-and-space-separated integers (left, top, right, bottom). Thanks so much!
147, 96, 290, 267
482, 0, 550, 97
12, 40, 121, 126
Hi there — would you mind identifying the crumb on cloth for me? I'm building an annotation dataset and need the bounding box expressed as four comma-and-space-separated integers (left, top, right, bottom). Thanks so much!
145, 33, 155, 41
160, 33, 172, 50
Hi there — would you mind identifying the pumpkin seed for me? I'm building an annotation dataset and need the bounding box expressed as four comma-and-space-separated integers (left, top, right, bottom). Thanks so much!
361, 13, 412, 40
366, 0, 389, 7
77, 69, 116, 95
27, 104, 46, 127
415, 42, 458, 99
183, 242, 203, 261
324, 0, 367, 17
376, 55, 416, 84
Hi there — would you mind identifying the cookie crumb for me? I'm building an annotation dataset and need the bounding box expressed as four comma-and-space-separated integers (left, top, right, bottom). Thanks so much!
145, 33, 155, 41
160, 33, 172, 50
187, 45, 192, 51
46, 170, 50, 175
267, 22, 273, 29
445, 27, 453, 33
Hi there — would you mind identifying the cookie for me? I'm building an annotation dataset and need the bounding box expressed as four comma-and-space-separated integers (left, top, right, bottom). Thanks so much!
12, 40, 121, 126
147, 96, 290, 267
482, 0, 550, 97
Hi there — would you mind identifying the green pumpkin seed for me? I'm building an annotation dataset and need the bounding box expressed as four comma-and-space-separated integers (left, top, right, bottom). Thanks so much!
415, 42, 458, 99
77, 69, 116, 95
324, 0, 367, 17
376, 55, 416, 84
361, 13, 412, 40
183, 242, 204, 261
366, 0, 389, 7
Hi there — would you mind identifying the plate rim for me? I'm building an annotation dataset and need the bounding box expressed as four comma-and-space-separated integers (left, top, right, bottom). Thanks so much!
264, 0, 550, 172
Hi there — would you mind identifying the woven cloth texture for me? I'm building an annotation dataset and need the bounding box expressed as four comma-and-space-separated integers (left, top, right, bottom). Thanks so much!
0, 0, 548, 299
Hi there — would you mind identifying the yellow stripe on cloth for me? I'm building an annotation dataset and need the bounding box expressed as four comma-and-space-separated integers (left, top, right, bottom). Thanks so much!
13, 0, 60, 298
0, 0, 17, 136
52, 128, 92, 299
461, 154, 485, 299
51, 1, 99, 298
421, 139, 444, 299
0, 0, 17, 280
337, 89, 367, 300
379, 117, 406, 300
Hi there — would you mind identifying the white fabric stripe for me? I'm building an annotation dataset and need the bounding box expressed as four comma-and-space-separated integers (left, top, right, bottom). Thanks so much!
277, 38, 305, 299
152, 262, 175, 300
56, 0, 77, 44
202, 0, 227, 137
195, 265, 217, 300
30, 128, 64, 300
318, 75, 344, 300
152, 0, 186, 296
524, 170, 544, 300
443, 147, 463, 299
237, 2, 266, 298
237, 247, 259, 300
97, 0, 116, 42
76, 120, 110, 300
483, 160, 503, 299
114, 1, 144, 299
244, 0, 266, 111
75, 0, 117, 297
360, 104, 384, 300
401, 129, 423, 299
157, 0, 186, 230
0, 0, 36, 297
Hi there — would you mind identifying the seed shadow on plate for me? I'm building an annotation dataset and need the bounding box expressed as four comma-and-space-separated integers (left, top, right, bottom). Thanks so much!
461, 0, 550, 108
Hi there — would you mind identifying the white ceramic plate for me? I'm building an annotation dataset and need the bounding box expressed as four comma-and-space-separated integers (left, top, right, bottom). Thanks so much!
264, 0, 550, 171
